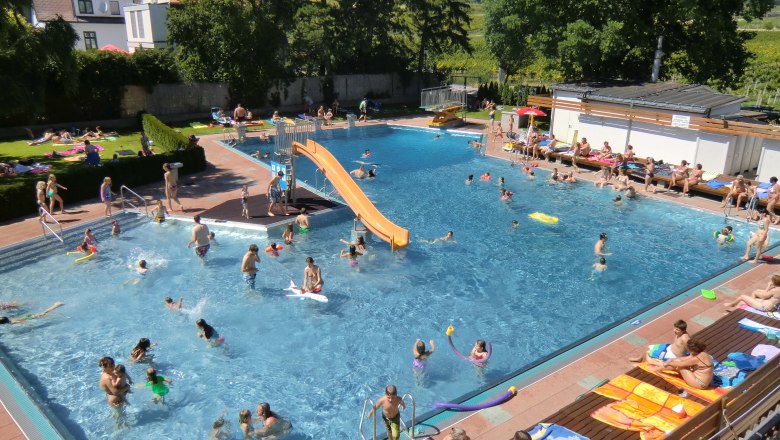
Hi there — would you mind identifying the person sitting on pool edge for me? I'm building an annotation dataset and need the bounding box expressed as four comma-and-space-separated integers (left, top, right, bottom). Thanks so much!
629, 319, 689, 364
368, 385, 405, 440
302, 256, 323, 293
0, 302, 63, 325
412, 338, 435, 369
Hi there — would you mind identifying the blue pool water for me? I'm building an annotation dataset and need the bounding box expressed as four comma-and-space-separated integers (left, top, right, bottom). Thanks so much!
0, 125, 772, 439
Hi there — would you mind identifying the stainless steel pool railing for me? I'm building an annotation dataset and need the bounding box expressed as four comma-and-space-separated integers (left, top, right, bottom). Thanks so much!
38, 205, 64, 243
120, 185, 149, 218
399, 393, 417, 439
359, 398, 377, 440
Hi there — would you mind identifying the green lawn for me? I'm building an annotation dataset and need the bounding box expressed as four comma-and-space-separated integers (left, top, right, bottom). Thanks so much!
737, 5, 780, 30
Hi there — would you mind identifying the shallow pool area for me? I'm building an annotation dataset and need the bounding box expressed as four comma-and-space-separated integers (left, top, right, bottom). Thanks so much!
0, 125, 775, 439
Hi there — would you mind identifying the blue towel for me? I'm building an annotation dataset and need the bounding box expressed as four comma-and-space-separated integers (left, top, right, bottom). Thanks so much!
758, 182, 772, 189
707, 180, 731, 189
627, 163, 640, 169
529, 423, 590, 440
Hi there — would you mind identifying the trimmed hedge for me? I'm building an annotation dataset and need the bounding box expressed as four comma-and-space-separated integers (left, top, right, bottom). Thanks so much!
141, 113, 190, 153
0, 147, 206, 222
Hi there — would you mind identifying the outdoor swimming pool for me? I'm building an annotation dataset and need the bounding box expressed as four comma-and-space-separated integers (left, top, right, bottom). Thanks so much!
0, 125, 773, 439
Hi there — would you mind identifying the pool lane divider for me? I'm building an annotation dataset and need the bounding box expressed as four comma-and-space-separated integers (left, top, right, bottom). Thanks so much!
413, 239, 780, 436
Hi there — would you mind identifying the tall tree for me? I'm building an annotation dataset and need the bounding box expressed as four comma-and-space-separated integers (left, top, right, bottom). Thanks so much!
404, 0, 472, 75
484, 0, 774, 87
0, 0, 77, 120
167, 0, 296, 104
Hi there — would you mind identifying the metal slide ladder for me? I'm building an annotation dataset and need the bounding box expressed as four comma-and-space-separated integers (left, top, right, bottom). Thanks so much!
313, 169, 340, 200
120, 185, 149, 218
359, 394, 417, 440
38, 205, 64, 243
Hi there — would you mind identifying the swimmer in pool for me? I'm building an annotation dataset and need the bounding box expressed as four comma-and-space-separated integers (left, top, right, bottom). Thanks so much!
527, 170, 535, 180
296, 208, 310, 231
111, 364, 133, 397
302, 256, 324, 293
512, 220, 519, 229
716, 226, 734, 245
595, 232, 612, 256
350, 165, 367, 179
208, 232, 217, 245
137, 260, 148, 274
111, 219, 121, 235
340, 244, 363, 266
362, 149, 371, 158
0, 302, 63, 325
145, 367, 172, 403
196, 318, 224, 346
498, 176, 505, 187
500, 189, 513, 202
612, 195, 623, 206
282, 223, 295, 245
430, 231, 454, 244
187, 215, 211, 257
625, 186, 636, 199
469, 340, 489, 367
593, 257, 607, 272
210, 416, 229, 440
434, 134, 441, 139
465, 174, 473, 185
340, 235, 367, 254
164, 296, 183, 310
152, 199, 167, 223
242, 244, 261, 289
129, 337, 157, 363
413, 339, 435, 369
367, 168, 377, 178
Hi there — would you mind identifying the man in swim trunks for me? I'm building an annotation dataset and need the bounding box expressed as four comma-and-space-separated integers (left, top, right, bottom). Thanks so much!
187, 215, 211, 257
579, 138, 591, 157
350, 165, 366, 179
629, 319, 689, 364
164, 297, 183, 310
302, 256, 323, 293
242, 244, 261, 289
267, 171, 287, 217
368, 384, 405, 440
0, 302, 63, 325
594, 232, 612, 256
233, 103, 247, 122
296, 208, 310, 231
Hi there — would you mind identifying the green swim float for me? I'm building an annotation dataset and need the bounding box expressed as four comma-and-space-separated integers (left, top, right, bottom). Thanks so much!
714, 230, 734, 243
146, 376, 169, 396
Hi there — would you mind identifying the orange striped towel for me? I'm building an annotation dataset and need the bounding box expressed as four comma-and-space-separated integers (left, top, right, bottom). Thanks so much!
638, 362, 728, 402
593, 374, 704, 415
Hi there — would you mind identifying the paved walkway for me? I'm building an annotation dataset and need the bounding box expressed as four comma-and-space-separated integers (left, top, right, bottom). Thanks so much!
0, 115, 776, 440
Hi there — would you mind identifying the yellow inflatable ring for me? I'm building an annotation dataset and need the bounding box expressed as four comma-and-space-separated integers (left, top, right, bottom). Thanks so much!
529, 212, 559, 224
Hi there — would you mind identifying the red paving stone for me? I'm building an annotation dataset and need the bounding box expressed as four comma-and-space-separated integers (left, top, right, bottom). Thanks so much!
0, 115, 777, 439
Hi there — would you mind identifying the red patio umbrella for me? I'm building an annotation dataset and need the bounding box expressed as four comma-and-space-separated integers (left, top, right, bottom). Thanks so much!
99, 44, 129, 54
514, 107, 547, 126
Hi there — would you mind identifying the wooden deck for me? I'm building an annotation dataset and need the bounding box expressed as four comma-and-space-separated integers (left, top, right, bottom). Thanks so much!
537, 308, 778, 439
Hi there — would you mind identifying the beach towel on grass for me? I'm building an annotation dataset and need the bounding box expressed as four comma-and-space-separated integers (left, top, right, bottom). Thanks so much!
740, 304, 780, 320
738, 317, 780, 335
44, 144, 104, 157
591, 376, 703, 440
528, 423, 590, 440
637, 362, 728, 402
707, 180, 731, 189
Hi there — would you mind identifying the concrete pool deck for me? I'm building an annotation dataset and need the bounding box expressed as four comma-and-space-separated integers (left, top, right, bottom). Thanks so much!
0, 115, 777, 439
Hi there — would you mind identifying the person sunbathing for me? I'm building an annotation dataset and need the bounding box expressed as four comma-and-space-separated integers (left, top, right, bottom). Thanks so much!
652, 339, 713, 390
721, 175, 748, 208
668, 160, 690, 191
598, 141, 613, 159
579, 138, 591, 157
682, 163, 704, 197
723, 274, 780, 313
28, 129, 55, 146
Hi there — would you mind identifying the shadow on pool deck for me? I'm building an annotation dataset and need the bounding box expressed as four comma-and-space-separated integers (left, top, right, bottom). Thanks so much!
197, 189, 340, 226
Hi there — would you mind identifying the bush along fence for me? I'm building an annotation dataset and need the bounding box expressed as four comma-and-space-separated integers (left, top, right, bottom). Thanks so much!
0, 146, 207, 223
141, 113, 190, 153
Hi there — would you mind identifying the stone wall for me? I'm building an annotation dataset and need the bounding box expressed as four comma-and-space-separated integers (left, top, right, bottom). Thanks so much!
121, 83, 231, 117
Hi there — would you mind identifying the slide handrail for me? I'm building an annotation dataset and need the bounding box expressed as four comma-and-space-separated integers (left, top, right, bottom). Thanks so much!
293, 140, 409, 250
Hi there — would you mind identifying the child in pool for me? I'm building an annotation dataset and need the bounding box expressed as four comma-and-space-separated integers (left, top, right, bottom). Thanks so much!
112, 364, 133, 395
130, 338, 157, 363
593, 257, 608, 272
469, 340, 489, 367
266, 242, 282, 257
282, 223, 294, 245
239, 409, 255, 437
145, 367, 172, 403
500, 189, 513, 202
111, 219, 121, 235
465, 174, 473, 185
152, 199, 167, 223
413, 339, 435, 369
511, 220, 519, 229
340, 244, 363, 267
208, 232, 217, 245
527, 170, 536, 180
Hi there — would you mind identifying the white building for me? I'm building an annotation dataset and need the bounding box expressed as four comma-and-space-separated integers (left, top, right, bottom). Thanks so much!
544, 81, 779, 177
124, 1, 171, 53
30, 0, 137, 51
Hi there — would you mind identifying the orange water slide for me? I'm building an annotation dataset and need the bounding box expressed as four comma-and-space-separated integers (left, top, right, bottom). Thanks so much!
292, 140, 409, 250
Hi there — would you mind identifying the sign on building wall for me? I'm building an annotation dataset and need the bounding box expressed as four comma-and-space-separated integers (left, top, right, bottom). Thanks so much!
671, 115, 691, 129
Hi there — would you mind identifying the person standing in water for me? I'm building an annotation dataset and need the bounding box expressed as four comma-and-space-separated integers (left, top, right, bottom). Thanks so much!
242, 244, 261, 289
187, 215, 211, 257
302, 256, 323, 293
368, 385, 406, 440
99, 356, 127, 407
296, 208, 310, 232
595, 232, 612, 256
412, 339, 435, 369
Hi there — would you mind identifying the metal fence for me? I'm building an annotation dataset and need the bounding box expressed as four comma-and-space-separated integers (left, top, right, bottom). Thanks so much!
420, 86, 466, 110
274, 120, 316, 203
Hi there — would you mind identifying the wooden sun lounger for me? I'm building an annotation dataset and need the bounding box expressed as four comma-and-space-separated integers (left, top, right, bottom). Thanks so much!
531, 309, 778, 439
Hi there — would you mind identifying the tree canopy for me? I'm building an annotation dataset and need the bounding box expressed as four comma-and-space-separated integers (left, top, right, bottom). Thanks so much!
484, 0, 774, 87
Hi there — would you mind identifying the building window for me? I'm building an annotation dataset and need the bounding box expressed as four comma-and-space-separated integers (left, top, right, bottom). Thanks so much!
130, 12, 137, 38
136, 11, 145, 38
78, 0, 93, 14
109, 1, 120, 15
83, 31, 98, 49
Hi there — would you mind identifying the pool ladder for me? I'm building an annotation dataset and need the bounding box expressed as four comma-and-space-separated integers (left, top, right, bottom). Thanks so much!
120, 185, 150, 218
724, 195, 759, 224
359, 393, 417, 440
38, 205, 64, 244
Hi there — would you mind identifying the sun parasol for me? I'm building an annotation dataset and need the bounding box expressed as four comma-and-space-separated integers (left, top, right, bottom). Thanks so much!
99, 44, 129, 54
514, 107, 547, 127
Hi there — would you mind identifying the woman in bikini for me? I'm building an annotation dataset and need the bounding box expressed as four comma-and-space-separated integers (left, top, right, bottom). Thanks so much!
668, 160, 690, 191
658, 339, 713, 390
163, 163, 184, 212
46, 174, 67, 214
36, 181, 48, 220
644, 157, 656, 193
722, 175, 748, 208
741, 209, 772, 263
724, 274, 780, 313
682, 163, 704, 197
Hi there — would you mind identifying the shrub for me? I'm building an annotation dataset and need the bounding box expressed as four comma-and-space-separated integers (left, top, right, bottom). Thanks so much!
0, 147, 206, 222
141, 113, 190, 153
